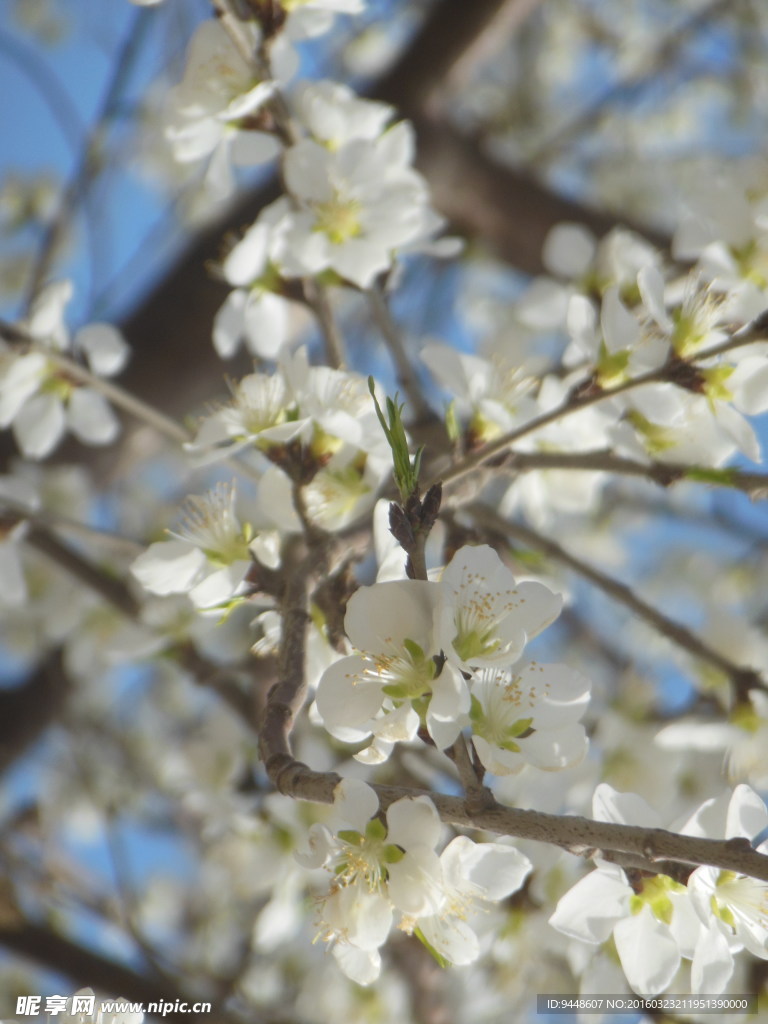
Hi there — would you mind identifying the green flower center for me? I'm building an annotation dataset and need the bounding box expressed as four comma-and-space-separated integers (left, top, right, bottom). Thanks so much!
629, 874, 686, 925
314, 196, 363, 244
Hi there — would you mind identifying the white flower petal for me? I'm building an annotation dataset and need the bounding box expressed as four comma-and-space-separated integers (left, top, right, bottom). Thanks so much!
213, 290, 247, 358
67, 388, 120, 445
691, 920, 734, 994
549, 866, 630, 944
130, 540, 207, 596
332, 943, 381, 985
189, 561, 250, 608
14, 392, 65, 458
592, 784, 661, 828
344, 579, 437, 654
613, 905, 680, 995
386, 795, 442, 851
316, 656, 383, 738
387, 846, 442, 916
75, 323, 130, 376
418, 913, 479, 966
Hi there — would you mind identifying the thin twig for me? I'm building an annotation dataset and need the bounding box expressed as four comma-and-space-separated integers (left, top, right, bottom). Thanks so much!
259, 537, 317, 782
213, 0, 347, 369
23, 8, 153, 310
526, 0, 732, 164
501, 448, 768, 498
252, 759, 768, 883
24, 523, 142, 621
445, 736, 491, 811
41, 344, 192, 445
367, 285, 430, 418
0, 495, 144, 558
301, 276, 346, 369
430, 310, 768, 490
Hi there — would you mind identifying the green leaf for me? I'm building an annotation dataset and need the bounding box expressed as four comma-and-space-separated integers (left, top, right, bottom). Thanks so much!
368, 377, 423, 501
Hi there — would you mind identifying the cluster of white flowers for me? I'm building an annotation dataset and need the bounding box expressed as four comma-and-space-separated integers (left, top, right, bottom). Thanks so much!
160, 9, 447, 362
5, 0, 768, 1015
423, 190, 768, 534
130, 353, 393, 609
297, 778, 532, 984
316, 543, 590, 767
0, 280, 129, 458
163, 18, 289, 199
550, 783, 768, 996
558, 207, 768, 460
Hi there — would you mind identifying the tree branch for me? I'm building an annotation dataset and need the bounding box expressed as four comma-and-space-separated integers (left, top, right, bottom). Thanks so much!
250, 759, 768, 883
500, 448, 768, 498
430, 310, 768, 490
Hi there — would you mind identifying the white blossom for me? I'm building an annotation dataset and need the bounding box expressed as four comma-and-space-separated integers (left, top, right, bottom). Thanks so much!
0, 281, 128, 458
437, 544, 562, 672
273, 127, 438, 288
130, 482, 259, 609
469, 662, 590, 775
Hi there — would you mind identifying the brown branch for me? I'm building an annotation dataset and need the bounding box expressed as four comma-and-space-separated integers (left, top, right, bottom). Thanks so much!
24, 523, 142, 620
367, 285, 430, 419
253, 759, 768, 883
258, 535, 320, 782
500, 448, 768, 498
370, 0, 520, 114
409, 113, 669, 275
0, 654, 70, 773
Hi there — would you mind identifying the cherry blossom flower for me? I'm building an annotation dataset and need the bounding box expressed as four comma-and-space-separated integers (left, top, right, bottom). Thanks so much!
298, 779, 531, 983
437, 544, 562, 672
469, 662, 590, 775
130, 482, 263, 609
315, 579, 469, 759
413, 836, 532, 967
0, 281, 129, 458
291, 80, 393, 146
164, 20, 295, 199
549, 785, 702, 996
685, 785, 768, 971
273, 127, 438, 288
297, 779, 443, 984
213, 205, 298, 360
550, 784, 768, 997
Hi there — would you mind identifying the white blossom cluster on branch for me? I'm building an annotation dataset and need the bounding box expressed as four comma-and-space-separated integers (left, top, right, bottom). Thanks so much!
3, 0, 768, 1018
